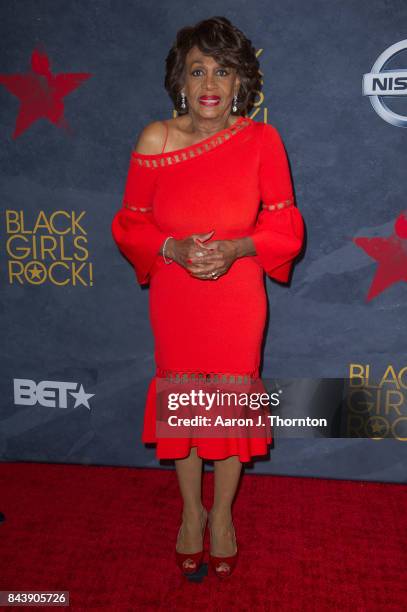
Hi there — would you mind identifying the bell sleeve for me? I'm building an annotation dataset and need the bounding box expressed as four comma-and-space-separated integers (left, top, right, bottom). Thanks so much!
111, 153, 168, 286
249, 123, 304, 283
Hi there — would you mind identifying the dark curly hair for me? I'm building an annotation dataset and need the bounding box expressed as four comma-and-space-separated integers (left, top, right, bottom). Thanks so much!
164, 16, 262, 116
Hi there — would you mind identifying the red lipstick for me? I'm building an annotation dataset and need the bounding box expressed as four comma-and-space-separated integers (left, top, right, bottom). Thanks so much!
199, 95, 220, 106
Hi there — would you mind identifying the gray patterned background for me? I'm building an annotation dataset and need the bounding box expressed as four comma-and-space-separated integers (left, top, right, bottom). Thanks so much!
1, 0, 406, 482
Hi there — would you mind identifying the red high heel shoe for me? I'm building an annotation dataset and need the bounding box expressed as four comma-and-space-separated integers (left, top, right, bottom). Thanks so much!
175, 508, 208, 576
209, 521, 238, 578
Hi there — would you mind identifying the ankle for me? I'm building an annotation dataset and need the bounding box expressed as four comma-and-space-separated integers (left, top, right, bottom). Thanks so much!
209, 507, 233, 525
182, 504, 206, 521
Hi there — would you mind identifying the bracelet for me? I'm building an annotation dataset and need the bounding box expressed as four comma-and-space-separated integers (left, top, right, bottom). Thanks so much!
162, 236, 174, 264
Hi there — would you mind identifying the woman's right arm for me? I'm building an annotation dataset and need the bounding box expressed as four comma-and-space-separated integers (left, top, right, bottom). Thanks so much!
111, 123, 169, 285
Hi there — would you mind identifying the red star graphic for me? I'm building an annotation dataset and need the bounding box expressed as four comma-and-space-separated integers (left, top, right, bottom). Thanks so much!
0, 45, 92, 138
354, 212, 407, 301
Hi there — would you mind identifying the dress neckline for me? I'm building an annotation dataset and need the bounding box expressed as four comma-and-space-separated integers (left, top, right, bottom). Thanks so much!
131, 115, 252, 168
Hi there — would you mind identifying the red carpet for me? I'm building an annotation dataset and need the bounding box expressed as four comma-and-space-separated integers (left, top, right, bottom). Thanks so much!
0, 462, 406, 611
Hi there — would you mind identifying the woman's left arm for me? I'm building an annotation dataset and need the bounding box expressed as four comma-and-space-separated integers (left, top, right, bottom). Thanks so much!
236, 123, 304, 282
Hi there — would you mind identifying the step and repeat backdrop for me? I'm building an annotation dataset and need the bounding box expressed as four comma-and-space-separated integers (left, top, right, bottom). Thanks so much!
1, 1, 406, 482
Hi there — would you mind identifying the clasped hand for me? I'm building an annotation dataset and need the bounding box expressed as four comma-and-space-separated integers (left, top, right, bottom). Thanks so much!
166, 230, 237, 280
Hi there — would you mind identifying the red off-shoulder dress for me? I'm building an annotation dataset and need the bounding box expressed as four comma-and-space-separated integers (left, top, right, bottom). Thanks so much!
111, 116, 304, 462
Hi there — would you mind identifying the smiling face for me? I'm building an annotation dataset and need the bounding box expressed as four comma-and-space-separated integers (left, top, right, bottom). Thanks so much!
182, 45, 241, 121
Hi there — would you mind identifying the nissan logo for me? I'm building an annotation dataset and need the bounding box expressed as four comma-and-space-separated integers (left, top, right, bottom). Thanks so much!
363, 39, 407, 128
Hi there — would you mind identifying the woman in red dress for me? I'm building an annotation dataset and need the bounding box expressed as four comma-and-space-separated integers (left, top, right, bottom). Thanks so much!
111, 17, 304, 578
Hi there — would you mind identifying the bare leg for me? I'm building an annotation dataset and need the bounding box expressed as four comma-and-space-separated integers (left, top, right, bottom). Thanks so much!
209, 455, 242, 557
175, 447, 207, 556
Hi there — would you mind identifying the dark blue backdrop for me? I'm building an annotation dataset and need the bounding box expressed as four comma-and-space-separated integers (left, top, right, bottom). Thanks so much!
1, 0, 406, 482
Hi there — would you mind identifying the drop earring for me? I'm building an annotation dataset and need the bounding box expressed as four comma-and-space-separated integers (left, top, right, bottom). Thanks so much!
232, 94, 238, 112
180, 92, 186, 110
